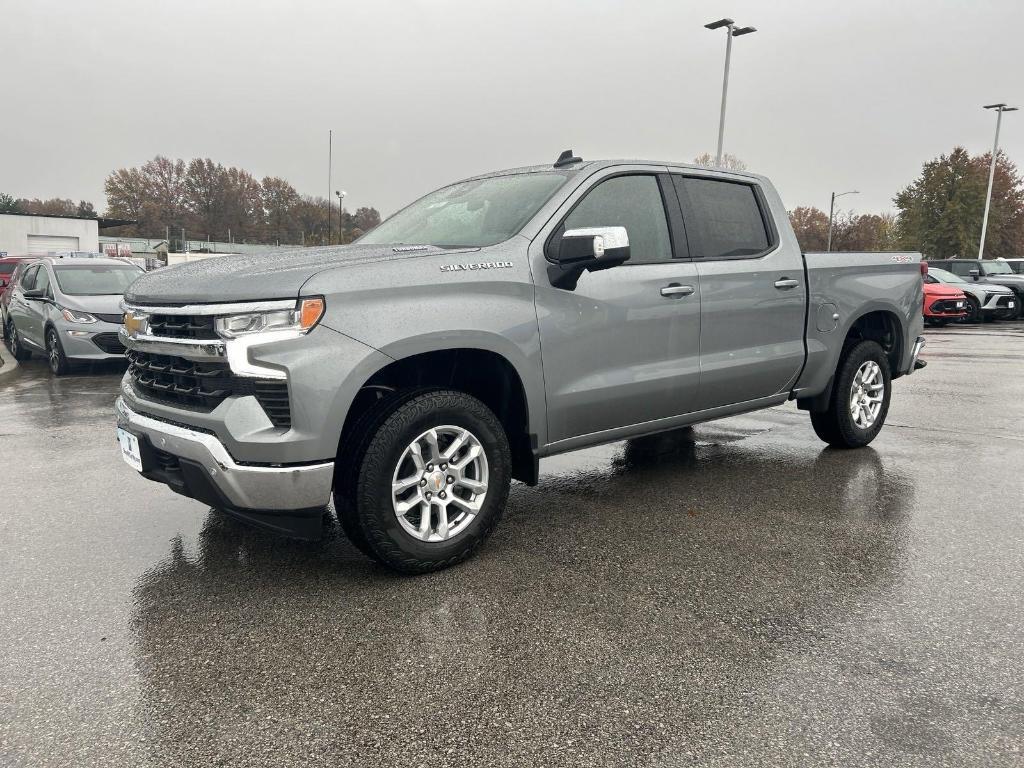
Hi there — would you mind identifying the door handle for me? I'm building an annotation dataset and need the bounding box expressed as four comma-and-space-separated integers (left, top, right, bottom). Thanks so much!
661, 284, 695, 298
774, 278, 799, 290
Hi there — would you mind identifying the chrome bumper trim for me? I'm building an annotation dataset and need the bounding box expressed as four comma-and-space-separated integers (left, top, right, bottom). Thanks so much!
122, 299, 297, 316
116, 398, 334, 511
908, 335, 925, 374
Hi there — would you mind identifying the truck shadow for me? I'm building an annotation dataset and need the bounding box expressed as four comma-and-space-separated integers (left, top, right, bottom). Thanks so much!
128, 428, 915, 764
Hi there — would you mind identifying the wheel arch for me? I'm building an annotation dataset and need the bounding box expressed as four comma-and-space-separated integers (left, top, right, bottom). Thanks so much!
799, 307, 904, 413
338, 345, 539, 485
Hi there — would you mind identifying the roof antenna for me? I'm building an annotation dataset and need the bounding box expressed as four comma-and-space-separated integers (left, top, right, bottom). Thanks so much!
554, 149, 582, 168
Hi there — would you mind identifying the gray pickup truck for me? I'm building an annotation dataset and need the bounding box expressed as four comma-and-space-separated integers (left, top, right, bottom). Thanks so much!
115, 152, 926, 573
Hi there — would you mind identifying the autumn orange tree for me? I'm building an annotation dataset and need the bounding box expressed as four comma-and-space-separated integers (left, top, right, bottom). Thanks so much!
103, 155, 380, 247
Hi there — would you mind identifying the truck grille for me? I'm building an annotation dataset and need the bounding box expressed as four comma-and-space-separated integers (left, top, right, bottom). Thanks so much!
92, 333, 126, 355
126, 349, 291, 428
147, 314, 219, 340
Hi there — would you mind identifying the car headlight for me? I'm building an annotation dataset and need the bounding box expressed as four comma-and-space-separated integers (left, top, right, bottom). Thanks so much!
61, 307, 98, 324
214, 297, 325, 338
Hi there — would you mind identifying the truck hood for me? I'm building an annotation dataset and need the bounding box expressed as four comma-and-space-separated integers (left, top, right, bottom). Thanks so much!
123, 244, 456, 305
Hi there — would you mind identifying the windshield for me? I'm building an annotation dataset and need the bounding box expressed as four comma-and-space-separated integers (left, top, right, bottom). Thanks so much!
54, 265, 143, 295
983, 261, 1013, 275
359, 172, 569, 248
929, 268, 965, 284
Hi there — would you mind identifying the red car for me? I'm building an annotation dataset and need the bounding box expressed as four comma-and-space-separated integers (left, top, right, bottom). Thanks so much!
923, 280, 967, 326
0, 256, 35, 335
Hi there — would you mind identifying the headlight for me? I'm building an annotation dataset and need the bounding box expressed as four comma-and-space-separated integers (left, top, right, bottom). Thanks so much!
214, 297, 325, 339
61, 308, 98, 324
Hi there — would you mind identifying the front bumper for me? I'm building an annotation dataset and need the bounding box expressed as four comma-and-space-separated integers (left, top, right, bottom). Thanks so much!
59, 319, 127, 360
982, 293, 1017, 312
116, 397, 334, 530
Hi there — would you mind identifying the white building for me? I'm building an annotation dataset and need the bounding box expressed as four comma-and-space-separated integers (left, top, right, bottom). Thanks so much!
0, 212, 101, 256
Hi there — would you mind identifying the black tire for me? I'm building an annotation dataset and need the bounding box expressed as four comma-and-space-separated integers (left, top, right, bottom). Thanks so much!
962, 296, 981, 324
810, 340, 892, 449
5, 318, 31, 361
45, 326, 71, 376
342, 389, 511, 574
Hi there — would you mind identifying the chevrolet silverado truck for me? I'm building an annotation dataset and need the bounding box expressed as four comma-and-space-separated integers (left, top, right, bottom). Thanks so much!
115, 152, 926, 573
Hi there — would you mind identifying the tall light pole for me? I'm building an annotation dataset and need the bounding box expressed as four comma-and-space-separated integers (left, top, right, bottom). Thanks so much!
979, 103, 1018, 260
336, 190, 346, 243
827, 190, 859, 252
327, 130, 333, 245
705, 18, 756, 168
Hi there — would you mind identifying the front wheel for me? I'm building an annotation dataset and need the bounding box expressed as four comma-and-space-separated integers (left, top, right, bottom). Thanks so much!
46, 327, 71, 376
810, 340, 892, 449
962, 296, 981, 324
339, 390, 512, 573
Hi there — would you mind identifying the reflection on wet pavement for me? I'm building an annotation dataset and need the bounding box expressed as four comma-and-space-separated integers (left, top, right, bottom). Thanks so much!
1, 325, 1022, 766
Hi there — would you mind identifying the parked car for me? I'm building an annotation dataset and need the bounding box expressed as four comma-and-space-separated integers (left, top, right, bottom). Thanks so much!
114, 154, 926, 573
4, 255, 143, 374
998, 257, 1024, 275
927, 259, 1024, 320
0, 256, 35, 336
925, 267, 1016, 322
922, 280, 967, 326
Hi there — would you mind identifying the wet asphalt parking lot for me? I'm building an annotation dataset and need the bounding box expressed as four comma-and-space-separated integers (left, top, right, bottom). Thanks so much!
1, 323, 1023, 767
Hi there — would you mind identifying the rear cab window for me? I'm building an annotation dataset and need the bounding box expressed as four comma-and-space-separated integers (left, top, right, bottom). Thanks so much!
672, 175, 773, 260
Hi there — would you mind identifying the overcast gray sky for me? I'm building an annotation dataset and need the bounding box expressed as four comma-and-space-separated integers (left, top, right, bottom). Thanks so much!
2, 0, 1021, 219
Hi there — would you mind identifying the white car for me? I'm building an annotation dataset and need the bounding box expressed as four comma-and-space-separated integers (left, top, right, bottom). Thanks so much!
926, 267, 1017, 322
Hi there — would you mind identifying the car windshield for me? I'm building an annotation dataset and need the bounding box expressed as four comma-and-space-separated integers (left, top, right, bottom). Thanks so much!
358, 172, 569, 248
53, 265, 143, 295
929, 268, 965, 284
983, 261, 1013, 275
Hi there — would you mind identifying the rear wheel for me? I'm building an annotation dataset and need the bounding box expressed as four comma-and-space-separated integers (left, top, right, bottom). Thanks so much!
337, 389, 511, 573
810, 340, 892, 449
4, 318, 31, 361
46, 327, 71, 376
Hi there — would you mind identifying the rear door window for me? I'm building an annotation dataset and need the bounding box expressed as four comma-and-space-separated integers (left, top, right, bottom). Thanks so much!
673, 176, 771, 259
947, 261, 976, 278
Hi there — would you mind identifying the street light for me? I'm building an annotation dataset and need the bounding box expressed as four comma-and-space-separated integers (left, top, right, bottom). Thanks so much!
335, 190, 346, 243
705, 18, 757, 167
978, 103, 1018, 260
827, 190, 859, 252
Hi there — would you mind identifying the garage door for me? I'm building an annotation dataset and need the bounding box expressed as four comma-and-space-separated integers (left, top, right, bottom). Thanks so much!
27, 234, 80, 255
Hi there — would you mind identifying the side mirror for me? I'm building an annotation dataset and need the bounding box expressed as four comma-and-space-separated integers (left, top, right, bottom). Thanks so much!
548, 226, 630, 289
22, 288, 44, 299
558, 226, 630, 266
969, 269, 980, 279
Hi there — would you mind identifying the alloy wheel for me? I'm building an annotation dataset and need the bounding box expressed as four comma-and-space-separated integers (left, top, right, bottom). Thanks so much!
47, 330, 60, 372
391, 425, 489, 543
849, 360, 884, 429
